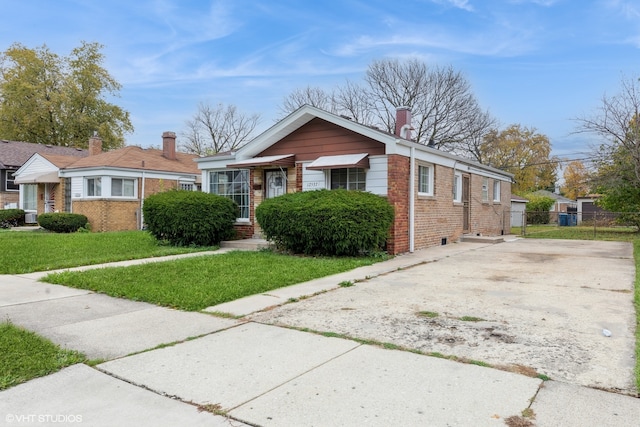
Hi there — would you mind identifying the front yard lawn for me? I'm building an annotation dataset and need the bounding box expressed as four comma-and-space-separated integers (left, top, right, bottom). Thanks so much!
43, 251, 381, 311
0, 230, 216, 274
0, 322, 86, 390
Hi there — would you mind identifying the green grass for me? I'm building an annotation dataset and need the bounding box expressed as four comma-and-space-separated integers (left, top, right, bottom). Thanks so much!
0, 322, 85, 390
417, 311, 439, 318
0, 230, 217, 274
459, 316, 486, 322
43, 251, 380, 311
515, 225, 640, 391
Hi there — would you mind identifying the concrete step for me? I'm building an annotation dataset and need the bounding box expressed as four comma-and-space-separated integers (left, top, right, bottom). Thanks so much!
220, 238, 271, 251
460, 234, 505, 244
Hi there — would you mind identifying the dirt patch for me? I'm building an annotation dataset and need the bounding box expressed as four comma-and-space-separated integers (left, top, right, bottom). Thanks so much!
249, 239, 638, 395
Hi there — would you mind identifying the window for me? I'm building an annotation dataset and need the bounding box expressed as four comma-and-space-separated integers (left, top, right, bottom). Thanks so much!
453, 172, 462, 202
493, 180, 501, 202
418, 165, 433, 195
5, 169, 18, 191
330, 168, 365, 190
210, 170, 249, 219
22, 184, 37, 211
482, 177, 489, 202
86, 177, 102, 197
111, 178, 135, 197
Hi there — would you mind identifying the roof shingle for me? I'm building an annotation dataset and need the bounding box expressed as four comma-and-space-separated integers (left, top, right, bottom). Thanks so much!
0, 140, 88, 168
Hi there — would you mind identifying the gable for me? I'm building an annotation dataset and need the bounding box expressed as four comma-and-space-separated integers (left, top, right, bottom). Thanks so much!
257, 118, 386, 162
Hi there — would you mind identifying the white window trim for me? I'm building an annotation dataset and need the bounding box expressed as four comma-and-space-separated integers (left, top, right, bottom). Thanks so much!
418, 164, 434, 196
85, 177, 102, 198
328, 168, 366, 191
5, 169, 18, 192
110, 177, 137, 198
493, 180, 501, 202
209, 169, 250, 221
21, 183, 37, 211
453, 172, 462, 203
482, 177, 489, 202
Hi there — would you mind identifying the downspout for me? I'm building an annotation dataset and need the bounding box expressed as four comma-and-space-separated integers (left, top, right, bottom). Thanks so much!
140, 171, 146, 230
409, 146, 415, 253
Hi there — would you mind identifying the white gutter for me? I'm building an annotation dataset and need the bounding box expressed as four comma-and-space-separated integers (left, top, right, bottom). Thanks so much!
409, 145, 415, 253
140, 171, 146, 229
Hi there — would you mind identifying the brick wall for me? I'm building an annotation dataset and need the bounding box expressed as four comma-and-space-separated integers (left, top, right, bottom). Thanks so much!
413, 165, 464, 249
468, 175, 510, 236
143, 178, 178, 197
390, 161, 511, 254
73, 199, 140, 232
0, 192, 19, 208
387, 155, 410, 254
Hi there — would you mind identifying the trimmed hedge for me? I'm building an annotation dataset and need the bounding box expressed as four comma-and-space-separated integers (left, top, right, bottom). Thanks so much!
38, 213, 88, 233
0, 209, 25, 228
256, 189, 394, 256
143, 190, 238, 246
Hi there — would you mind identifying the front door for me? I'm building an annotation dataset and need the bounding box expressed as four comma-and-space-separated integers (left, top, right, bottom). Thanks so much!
462, 175, 470, 233
265, 170, 287, 199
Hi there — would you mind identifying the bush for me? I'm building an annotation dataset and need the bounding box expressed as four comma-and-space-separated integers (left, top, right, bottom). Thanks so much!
0, 209, 25, 228
38, 213, 88, 233
256, 189, 394, 256
523, 193, 555, 224
143, 190, 238, 246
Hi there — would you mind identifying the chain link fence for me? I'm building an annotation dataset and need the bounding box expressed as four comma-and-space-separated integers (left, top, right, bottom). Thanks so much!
510, 210, 639, 238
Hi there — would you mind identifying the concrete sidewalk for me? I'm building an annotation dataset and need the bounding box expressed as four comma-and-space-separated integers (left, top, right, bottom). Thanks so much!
1, 240, 639, 426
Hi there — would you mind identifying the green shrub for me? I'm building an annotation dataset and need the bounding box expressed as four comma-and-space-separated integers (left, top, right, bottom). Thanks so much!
0, 209, 25, 228
524, 193, 555, 224
255, 189, 394, 256
38, 213, 88, 233
143, 190, 238, 246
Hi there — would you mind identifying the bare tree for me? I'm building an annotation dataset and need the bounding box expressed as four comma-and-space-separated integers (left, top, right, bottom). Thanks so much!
278, 58, 495, 158
180, 102, 261, 155
575, 74, 640, 182
279, 86, 335, 118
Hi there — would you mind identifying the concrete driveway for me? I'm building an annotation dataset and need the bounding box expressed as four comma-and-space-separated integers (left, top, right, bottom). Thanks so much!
249, 238, 638, 395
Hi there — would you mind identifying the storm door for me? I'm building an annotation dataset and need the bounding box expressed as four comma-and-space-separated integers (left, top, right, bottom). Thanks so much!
265, 170, 287, 199
462, 175, 470, 233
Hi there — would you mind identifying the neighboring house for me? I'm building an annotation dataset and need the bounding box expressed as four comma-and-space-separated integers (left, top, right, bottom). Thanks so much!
0, 140, 88, 211
195, 105, 514, 255
533, 190, 577, 213
510, 195, 529, 227
14, 132, 200, 231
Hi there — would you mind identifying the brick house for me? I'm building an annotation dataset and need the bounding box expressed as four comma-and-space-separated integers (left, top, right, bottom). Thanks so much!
0, 140, 88, 213
195, 105, 514, 254
14, 132, 200, 231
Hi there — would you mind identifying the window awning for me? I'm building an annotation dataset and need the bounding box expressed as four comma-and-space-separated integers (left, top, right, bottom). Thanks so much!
14, 171, 60, 184
306, 153, 369, 170
226, 154, 295, 168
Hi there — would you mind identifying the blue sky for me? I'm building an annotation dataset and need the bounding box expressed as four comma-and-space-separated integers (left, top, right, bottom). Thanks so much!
1, 0, 639, 159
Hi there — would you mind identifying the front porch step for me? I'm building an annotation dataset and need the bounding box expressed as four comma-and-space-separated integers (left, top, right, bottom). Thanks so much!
220, 238, 271, 251
460, 234, 505, 244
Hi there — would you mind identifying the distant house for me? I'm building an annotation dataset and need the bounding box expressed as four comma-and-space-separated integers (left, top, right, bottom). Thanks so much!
196, 105, 514, 254
14, 132, 201, 231
0, 140, 87, 211
533, 190, 577, 213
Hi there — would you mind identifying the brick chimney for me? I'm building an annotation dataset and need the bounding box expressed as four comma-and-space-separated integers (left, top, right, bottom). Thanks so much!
395, 106, 412, 139
88, 133, 103, 155
162, 131, 176, 160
